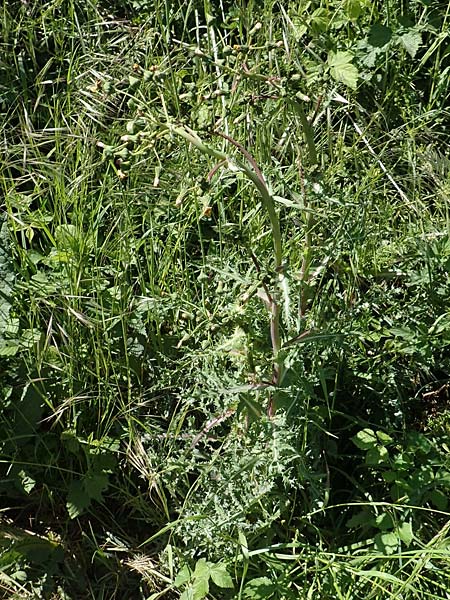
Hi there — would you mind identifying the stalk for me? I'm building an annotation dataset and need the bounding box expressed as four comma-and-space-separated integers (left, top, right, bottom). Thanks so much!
165, 122, 284, 392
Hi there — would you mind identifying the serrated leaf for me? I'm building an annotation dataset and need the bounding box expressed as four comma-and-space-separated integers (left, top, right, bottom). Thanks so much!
398, 29, 421, 58
83, 471, 109, 502
352, 428, 378, 450
210, 563, 233, 589
328, 51, 359, 89
397, 521, 414, 546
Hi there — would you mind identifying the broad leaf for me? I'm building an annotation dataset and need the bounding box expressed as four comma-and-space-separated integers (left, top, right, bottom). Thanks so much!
84, 472, 109, 503
368, 23, 392, 47
210, 563, 233, 589
374, 531, 398, 555
243, 577, 277, 599
328, 51, 359, 89
352, 428, 378, 450
366, 445, 389, 466
398, 29, 421, 58
397, 521, 414, 546
67, 480, 90, 519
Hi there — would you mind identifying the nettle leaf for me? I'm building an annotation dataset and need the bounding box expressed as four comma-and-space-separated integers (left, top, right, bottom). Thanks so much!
67, 480, 90, 519
352, 428, 378, 450
84, 472, 109, 503
368, 23, 393, 47
397, 29, 422, 58
328, 51, 359, 89
66, 471, 109, 518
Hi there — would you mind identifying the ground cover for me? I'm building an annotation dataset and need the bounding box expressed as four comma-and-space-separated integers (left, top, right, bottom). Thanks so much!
1, 0, 450, 598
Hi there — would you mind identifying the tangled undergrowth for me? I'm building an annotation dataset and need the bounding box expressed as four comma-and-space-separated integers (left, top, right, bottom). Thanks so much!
1, 1, 450, 598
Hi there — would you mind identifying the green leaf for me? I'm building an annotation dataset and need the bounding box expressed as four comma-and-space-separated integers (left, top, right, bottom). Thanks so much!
192, 575, 209, 600
375, 512, 394, 531
210, 563, 233, 589
180, 587, 194, 600
290, 15, 307, 40
128, 75, 140, 90
193, 558, 209, 580
84, 471, 109, 503
174, 565, 191, 587
238, 530, 249, 559
374, 531, 398, 555
352, 428, 378, 450
0, 341, 20, 356
310, 8, 328, 34
346, 510, 371, 529
55, 224, 77, 251
243, 577, 277, 599
17, 470, 36, 494
368, 23, 392, 47
427, 489, 448, 511
397, 521, 414, 546
345, 0, 362, 20
328, 51, 359, 89
67, 480, 90, 519
366, 445, 389, 466
61, 430, 81, 455
376, 431, 394, 445
398, 29, 422, 58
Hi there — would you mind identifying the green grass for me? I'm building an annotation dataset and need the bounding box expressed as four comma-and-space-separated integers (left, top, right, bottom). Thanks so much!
1, 0, 450, 598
